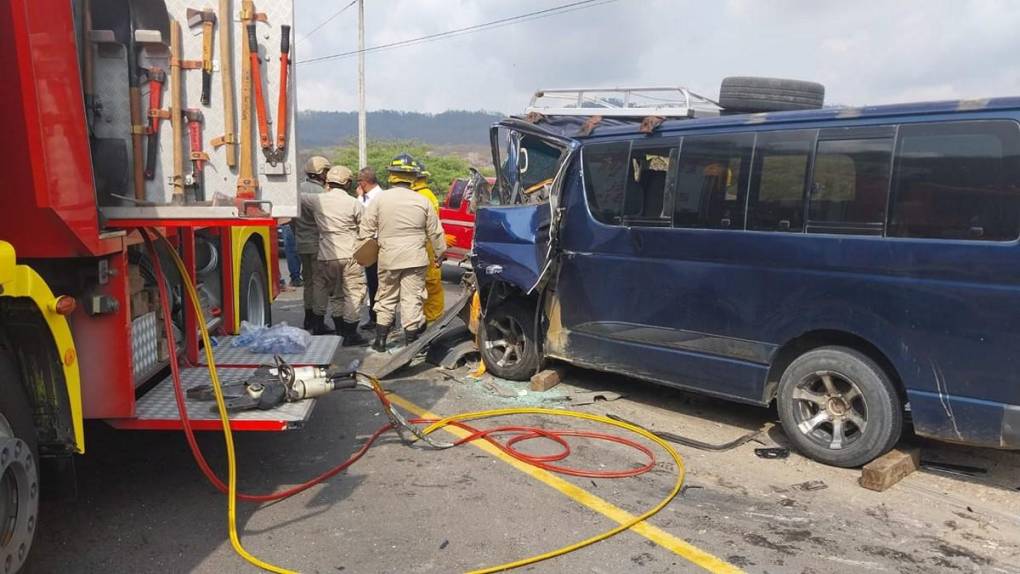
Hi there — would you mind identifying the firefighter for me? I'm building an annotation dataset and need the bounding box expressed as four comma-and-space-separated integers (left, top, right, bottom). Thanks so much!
296, 156, 331, 330
301, 165, 368, 346
360, 154, 446, 352
410, 164, 445, 323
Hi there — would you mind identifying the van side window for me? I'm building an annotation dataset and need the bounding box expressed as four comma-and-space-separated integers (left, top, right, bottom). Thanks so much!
623, 145, 678, 227
674, 133, 754, 229
808, 136, 894, 235
748, 130, 815, 232
582, 141, 631, 224
889, 121, 1020, 241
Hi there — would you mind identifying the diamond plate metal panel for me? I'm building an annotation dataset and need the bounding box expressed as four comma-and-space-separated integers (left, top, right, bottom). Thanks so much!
131, 311, 160, 383
133, 367, 314, 423
200, 334, 341, 366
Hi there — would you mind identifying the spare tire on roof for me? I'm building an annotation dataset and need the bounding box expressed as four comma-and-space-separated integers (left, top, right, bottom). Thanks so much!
719, 76, 825, 113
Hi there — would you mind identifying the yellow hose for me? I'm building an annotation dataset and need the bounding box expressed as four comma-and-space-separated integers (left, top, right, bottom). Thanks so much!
161, 233, 685, 574
161, 235, 296, 574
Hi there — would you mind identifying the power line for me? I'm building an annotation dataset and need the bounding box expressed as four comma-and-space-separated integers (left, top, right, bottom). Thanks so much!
303, 0, 358, 39
298, 0, 619, 65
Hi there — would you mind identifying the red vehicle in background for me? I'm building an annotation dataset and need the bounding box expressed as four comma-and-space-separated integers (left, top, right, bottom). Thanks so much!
439, 171, 494, 262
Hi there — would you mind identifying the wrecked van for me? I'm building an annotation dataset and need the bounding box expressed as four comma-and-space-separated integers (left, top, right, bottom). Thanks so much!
472, 82, 1020, 467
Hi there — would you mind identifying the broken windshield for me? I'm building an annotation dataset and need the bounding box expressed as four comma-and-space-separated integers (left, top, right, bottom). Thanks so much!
484, 126, 566, 206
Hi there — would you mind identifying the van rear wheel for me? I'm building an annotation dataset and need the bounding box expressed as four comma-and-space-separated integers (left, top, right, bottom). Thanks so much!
777, 346, 901, 468
479, 300, 539, 381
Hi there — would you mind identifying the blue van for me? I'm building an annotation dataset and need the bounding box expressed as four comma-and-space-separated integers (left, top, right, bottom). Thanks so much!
471, 85, 1020, 467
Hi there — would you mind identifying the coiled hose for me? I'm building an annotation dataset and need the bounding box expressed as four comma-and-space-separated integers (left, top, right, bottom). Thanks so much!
143, 229, 686, 574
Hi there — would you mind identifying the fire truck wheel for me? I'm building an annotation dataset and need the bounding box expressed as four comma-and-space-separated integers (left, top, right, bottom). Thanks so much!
0, 352, 39, 574
239, 242, 271, 328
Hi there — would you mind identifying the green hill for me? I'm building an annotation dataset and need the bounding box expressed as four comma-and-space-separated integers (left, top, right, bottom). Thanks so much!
297, 110, 505, 149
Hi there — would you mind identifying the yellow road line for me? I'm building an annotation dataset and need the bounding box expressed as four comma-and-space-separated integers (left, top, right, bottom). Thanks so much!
386, 392, 744, 574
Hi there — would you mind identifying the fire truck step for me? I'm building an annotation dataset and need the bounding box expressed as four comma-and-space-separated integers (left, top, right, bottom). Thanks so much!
107, 367, 316, 431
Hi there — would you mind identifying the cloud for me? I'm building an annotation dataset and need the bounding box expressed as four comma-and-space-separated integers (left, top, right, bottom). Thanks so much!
293, 0, 1020, 113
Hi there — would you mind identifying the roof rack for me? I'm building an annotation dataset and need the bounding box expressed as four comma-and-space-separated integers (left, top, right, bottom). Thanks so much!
526, 87, 721, 119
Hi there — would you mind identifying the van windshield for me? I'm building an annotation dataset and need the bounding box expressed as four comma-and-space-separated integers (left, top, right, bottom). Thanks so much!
484, 127, 565, 206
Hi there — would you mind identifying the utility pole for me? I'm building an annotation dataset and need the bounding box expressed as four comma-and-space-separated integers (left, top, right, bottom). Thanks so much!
357, 0, 367, 168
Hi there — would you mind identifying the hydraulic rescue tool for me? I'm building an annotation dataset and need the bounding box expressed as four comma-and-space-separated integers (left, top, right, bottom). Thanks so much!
184, 109, 208, 202
213, 0, 238, 168
143, 67, 166, 180
186, 358, 360, 411
185, 7, 217, 106
169, 20, 185, 203
245, 22, 290, 166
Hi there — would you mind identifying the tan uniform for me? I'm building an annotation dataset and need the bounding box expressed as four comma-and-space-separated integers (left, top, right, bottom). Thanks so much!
360, 184, 446, 329
302, 189, 366, 322
296, 179, 324, 310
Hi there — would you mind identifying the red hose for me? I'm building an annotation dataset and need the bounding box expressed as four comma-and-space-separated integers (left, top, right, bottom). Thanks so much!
143, 229, 654, 506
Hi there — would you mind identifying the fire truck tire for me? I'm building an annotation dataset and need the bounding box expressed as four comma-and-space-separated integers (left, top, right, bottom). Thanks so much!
0, 351, 39, 574
239, 242, 271, 328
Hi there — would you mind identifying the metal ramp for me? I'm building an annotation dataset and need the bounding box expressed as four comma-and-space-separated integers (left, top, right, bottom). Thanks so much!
527, 87, 721, 118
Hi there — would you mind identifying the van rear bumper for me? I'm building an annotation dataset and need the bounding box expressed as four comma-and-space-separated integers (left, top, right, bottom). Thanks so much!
908, 390, 1020, 449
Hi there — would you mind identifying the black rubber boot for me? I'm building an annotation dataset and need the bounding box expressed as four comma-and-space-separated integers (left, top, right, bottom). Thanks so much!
372, 324, 391, 353
361, 309, 377, 331
403, 325, 424, 347
341, 321, 368, 347
302, 309, 314, 331
311, 313, 331, 336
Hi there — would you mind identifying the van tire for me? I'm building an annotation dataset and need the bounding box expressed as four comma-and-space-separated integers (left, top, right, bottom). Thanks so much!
239, 242, 271, 328
719, 77, 825, 113
0, 351, 39, 574
777, 346, 901, 468
479, 300, 540, 381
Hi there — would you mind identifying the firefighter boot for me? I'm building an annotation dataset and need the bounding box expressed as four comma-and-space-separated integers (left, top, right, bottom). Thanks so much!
372, 324, 391, 353
403, 322, 426, 346
311, 314, 331, 336
303, 309, 315, 331
340, 320, 368, 347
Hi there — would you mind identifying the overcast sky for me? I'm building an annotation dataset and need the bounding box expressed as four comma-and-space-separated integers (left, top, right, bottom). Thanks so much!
293, 0, 1020, 114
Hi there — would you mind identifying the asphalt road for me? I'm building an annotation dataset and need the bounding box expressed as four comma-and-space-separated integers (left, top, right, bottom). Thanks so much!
28, 267, 1020, 573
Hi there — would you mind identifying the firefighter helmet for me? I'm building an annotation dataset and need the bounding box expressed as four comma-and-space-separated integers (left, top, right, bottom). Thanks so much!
303, 155, 332, 177
387, 153, 422, 175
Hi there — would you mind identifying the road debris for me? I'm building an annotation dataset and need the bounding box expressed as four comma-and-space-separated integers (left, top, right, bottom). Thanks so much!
920, 460, 988, 477
754, 447, 790, 459
565, 391, 623, 406
530, 367, 567, 391
792, 480, 828, 492
860, 448, 920, 492
607, 414, 772, 452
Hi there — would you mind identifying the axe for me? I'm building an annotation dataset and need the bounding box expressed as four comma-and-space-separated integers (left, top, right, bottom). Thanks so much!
142, 67, 166, 180
184, 109, 208, 202
186, 7, 217, 106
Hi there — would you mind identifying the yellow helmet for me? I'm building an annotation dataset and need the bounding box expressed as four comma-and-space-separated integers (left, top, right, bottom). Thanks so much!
303, 155, 331, 177
326, 165, 354, 187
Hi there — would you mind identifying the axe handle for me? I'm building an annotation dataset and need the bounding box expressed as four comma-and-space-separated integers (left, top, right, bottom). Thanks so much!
201, 21, 214, 106
247, 24, 270, 154
219, 0, 237, 168
130, 87, 146, 198
147, 77, 164, 133
170, 21, 185, 201
236, 1, 257, 198
188, 120, 205, 202
275, 25, 290, 154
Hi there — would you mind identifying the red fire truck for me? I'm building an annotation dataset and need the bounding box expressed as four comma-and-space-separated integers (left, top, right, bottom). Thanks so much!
0, 1, 309, 570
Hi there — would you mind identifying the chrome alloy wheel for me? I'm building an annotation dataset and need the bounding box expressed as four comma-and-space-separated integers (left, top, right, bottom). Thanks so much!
484, 315, 526, 369
791, 370, 868, 451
